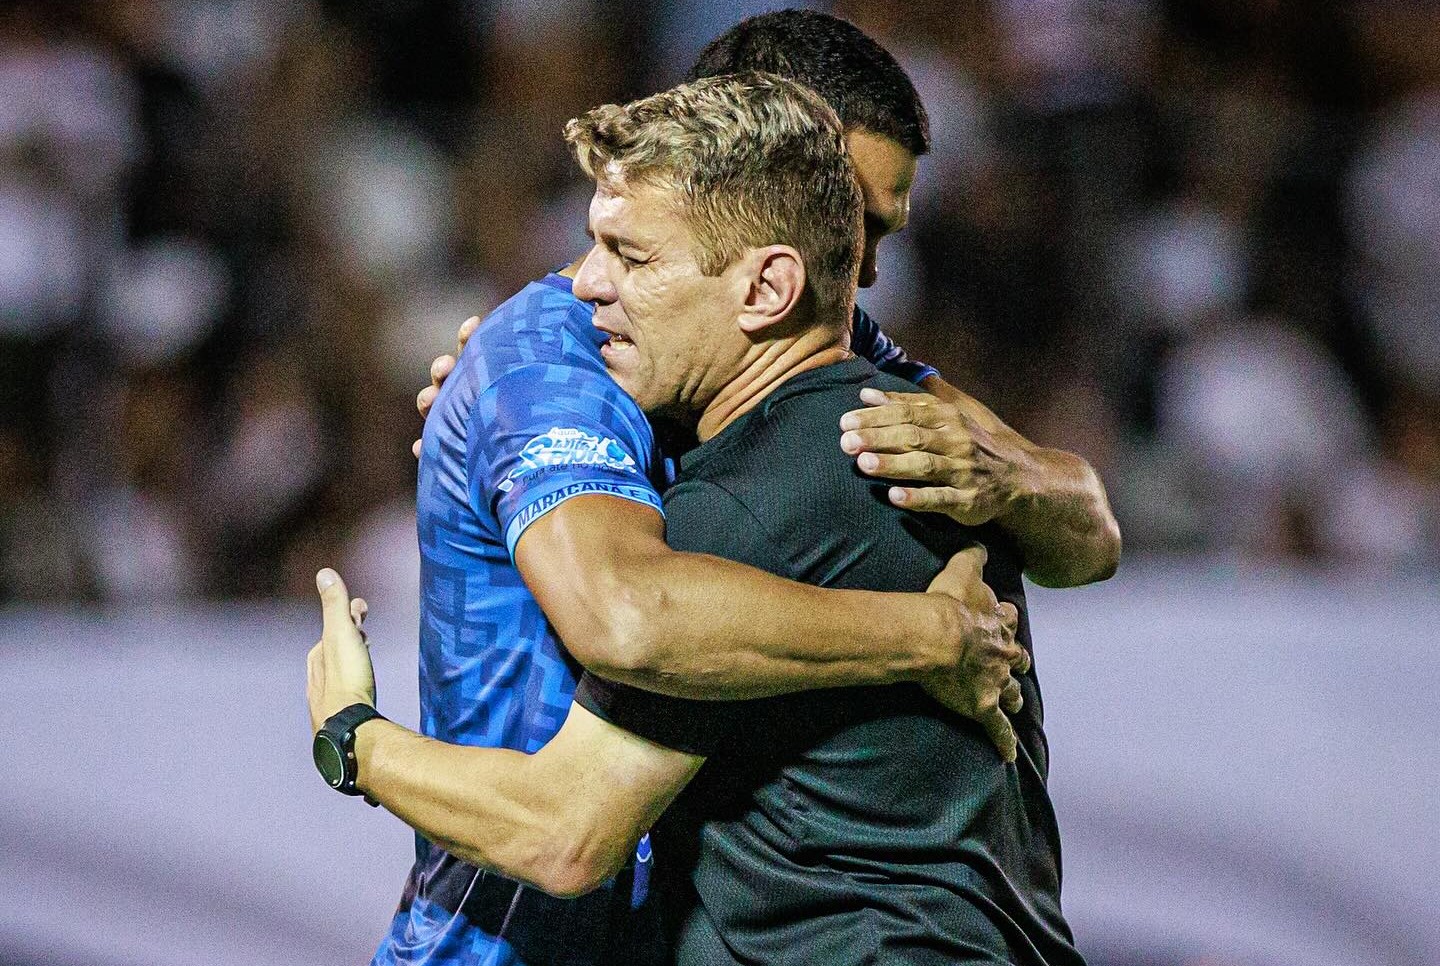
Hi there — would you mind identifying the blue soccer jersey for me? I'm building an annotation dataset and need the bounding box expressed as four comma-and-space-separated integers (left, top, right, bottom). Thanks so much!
374, 273, 665, 966
850, 303, 938, 385
373, 272, 934, 966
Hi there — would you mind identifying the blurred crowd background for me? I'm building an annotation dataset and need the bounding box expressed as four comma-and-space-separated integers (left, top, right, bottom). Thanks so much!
2, 0, 1439, 603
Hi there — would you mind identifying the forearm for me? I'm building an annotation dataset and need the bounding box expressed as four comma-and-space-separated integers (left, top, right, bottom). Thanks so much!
583, 548, 955, 700
354, 720, 586, 892
922, 377, 1121, 587
522, 497, 962, 701
999, 444, 1121, 587
353, 707, 695, 897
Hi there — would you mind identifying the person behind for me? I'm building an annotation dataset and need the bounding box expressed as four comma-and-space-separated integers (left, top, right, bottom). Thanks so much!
311, 71, 1085, 965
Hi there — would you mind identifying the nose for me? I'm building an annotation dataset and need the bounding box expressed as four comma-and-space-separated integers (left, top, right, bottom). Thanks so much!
572, 246, 616, 305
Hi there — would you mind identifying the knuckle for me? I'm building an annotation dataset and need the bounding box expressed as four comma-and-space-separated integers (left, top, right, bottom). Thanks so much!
927, 487, 955, 507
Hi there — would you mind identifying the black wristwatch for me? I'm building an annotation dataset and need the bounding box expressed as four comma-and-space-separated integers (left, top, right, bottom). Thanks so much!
313, 703, 387, 805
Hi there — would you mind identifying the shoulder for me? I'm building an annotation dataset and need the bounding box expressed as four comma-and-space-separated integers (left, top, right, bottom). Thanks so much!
755, 360, 891, 449
662, 477, 791, 576
678, 361, 874, 532
435, 277, 640, 439
675, 360, 962, 589
463, 276, 599, 381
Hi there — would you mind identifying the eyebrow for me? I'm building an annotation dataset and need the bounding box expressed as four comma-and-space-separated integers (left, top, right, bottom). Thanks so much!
586, 223, 653, 260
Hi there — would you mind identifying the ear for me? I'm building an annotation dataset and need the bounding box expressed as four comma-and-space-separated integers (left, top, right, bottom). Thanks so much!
736, 246, 805, 335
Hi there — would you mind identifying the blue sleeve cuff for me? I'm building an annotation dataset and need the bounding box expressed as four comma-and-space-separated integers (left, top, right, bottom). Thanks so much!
503, 477, 664, 560
880, 360, 939, 386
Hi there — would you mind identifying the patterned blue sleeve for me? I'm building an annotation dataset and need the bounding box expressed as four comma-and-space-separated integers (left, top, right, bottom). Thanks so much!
850, 304, 939, 385
468, 362, 663, 560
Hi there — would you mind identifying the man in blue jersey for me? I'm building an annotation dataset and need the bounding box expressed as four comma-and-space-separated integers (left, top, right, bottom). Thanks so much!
306, 13, 1118, 966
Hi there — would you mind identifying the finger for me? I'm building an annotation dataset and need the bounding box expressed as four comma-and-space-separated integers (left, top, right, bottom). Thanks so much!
412, 438, 422, 459
456, 315, 480, 352
350, 597, 370, 645
858, 387, 934, 408
316, 568, 355, 639
953, 542, 988, 571
429, 354, 456, 390
978, 707, 1018, 763
417, 384, 438, 418
840, 401, 947, 432
1012, 645, 1032, 676
855, 450, 949, 482
889, 486, 996, 526
1003, 630, 1032, 675
997, 601, 1018, 633
307, 641, 323, 686
1000, 677, 1024, 715
840, 424, 935, 456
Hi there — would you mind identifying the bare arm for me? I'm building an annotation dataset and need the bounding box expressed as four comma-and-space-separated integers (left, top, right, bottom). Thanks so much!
306, 570, 699, 897
355, 706, 700, 897
841, 376, 1121, 588
420, 319, 1116, 586
514, 495, 1023, 719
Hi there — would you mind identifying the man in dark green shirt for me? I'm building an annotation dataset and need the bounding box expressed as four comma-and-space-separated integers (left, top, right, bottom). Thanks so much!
560, 68, 1080, 964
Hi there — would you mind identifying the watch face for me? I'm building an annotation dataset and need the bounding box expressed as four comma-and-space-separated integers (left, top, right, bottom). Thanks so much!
313, 733, 346, 788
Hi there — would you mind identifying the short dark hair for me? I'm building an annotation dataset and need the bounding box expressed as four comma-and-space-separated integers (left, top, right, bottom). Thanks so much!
687, 9, 931, 157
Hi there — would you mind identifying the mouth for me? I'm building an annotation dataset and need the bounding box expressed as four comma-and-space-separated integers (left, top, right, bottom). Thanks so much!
594, 319, 635, 357
598, 330, 636, 366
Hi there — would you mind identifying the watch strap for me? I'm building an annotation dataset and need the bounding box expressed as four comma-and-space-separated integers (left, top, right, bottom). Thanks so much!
318, 703, 387, 802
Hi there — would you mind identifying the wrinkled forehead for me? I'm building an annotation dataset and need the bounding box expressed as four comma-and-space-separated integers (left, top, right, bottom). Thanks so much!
586, 174, 692, 245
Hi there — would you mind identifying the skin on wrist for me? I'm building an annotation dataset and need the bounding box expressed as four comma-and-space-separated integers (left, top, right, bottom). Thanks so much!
994, 443, 1042, 527
914, 592, 964, 678
351, 716, 394, 797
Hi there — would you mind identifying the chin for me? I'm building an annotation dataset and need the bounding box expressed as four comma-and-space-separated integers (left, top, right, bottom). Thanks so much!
630, 385, 683, 420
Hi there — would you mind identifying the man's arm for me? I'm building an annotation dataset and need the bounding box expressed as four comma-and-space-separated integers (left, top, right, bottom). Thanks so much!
515, 495, 1024, 727
841, 378, 1121, 588
307, 571, 700, 898
418, 319, 1024, 746
357, 707, 699, 897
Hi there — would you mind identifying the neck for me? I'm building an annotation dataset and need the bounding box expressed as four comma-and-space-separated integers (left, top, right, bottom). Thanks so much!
696, 329, 851, 442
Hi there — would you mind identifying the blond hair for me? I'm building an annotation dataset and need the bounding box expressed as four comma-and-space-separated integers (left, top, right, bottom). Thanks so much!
565, 72, 864, 323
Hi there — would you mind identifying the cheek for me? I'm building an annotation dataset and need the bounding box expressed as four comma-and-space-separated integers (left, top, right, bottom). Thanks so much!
622, 284, 660, 332
623, 267, 686, 339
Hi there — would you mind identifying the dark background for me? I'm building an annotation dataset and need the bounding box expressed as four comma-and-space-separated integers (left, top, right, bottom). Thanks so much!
3, 0, 1437, 603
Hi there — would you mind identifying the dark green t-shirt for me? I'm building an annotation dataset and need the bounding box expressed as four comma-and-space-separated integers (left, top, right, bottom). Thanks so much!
575, 358, 1084, 966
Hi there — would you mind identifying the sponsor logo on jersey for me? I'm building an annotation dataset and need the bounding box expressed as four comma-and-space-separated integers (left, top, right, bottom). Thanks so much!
498, 427, 638, 492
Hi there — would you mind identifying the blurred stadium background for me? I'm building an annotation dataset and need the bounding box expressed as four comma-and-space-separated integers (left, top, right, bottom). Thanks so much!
0, 1, 1436, 964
